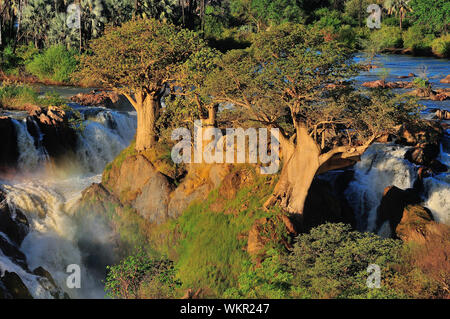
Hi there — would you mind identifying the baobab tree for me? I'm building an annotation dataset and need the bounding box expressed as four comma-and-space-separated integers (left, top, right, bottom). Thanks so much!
204, 24, 419, 215
79, 18, 206, 151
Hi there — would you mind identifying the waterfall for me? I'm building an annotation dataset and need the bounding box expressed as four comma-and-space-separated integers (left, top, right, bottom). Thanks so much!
11, 119, 47, 172
422, 143, 450, 224
76, 110, 136, 174
2, 176, 108, 299
344, 143, 418, 232
0, 109, 137, 298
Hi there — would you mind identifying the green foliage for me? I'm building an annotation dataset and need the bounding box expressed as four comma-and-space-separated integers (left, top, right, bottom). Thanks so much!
412, 77, 430, 89
313, 8, 342, 31
288, 223, 405, 298
410, 0, 450, 33
369, 26, 403, 49
21, 0, 55, 47
431, 34, 450, 58
227, 223, 410, 299
402, 25, 435, 55
224, 249, 293, 299
0, 83, 39, 107
0, 46, 21, 74
79, 18, 205, 94
26, 45, 79, 83
105, 248, 181, 299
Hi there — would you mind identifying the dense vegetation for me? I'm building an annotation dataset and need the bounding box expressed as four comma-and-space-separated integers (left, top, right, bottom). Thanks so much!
1, 0, 449, 85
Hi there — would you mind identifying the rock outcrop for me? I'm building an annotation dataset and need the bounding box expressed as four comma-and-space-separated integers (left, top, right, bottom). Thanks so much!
104, 154, 173, 223
375, 186, 422, 235
440, 75, 450, 84
70, 90, 133, 110
0, 117, 19, 174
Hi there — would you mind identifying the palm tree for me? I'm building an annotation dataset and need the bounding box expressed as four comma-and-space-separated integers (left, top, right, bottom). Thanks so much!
384, 0, 411, 29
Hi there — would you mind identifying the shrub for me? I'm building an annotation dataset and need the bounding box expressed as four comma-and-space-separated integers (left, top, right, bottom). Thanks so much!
403, 25, 435, 55
370, 26, 403, 49
0, 46, 20, 74
26, 45, 78, 83
288, 223, 405, 298
431, 34, 450, 58
0, 83, 39, 107
105, 248, 181, 299
338, 25, 358, 49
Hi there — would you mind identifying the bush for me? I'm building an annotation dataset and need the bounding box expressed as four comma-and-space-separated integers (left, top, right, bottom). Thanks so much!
337, 25, 358, 49
26, 45, 78, 83
431, 34, 450, 58
105, 248, 181, 299
0, 83, 39, 107
370, 26, 403, 49
288, 223, 405, 298
0, 46, 20, 75
403, 25, 435, 55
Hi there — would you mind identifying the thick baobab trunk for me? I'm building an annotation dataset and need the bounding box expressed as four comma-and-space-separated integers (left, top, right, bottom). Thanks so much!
265, 123, 378, 215
264, 124, 321, 214
124, 91, 160, 152
135, 97, 159, 151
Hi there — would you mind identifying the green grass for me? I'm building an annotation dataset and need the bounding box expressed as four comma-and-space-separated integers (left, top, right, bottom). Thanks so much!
0, 83, 67, 110
172, 167, 278, 296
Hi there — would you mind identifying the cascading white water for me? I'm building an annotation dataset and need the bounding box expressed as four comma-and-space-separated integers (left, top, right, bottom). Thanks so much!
76, 110, 136, 173
1, 109, 136, 299
344, 143, 418, 232
11, 119, 48, 172
422, 143, 450, 224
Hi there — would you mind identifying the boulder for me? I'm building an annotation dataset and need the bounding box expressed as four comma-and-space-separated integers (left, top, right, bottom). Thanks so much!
218, 168, 255, 200
105, 154, 173, 223
435, 109, 450, 120
70, 90, 133, 110
247, 218, 269, 260
0, 271, 33, 299
0, 117, 19, 174
440, 75, 450, 84
395, 205, 436, 243
26, 110, 78, 164
375, 186, 421, 235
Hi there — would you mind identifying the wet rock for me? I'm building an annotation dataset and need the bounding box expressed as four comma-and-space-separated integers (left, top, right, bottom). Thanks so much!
375, 186, 421, 235
0, 236, 28, 270
440, 75, 450, 84
0, 117, 19, 174
405, 143, 440, 166
435, 109, 450, 120
26, 110, 78, 163
362, 80, 412, 89
70, 90, 132, 110
0, 271, 33, 299
396, 121, 442, 147
33, 267, 57, 287
0, 191, 29, 246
